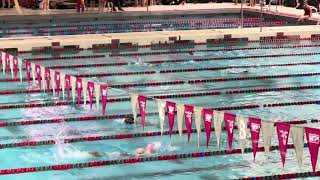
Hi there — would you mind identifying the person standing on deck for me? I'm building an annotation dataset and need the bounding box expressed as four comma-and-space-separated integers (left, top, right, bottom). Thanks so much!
112, 0, 124, 11
77, 0, 85, 12
297, 2, 312, 24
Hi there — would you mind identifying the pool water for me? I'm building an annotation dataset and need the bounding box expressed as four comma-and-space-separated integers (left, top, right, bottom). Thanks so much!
0, 13, 292, 38
1, 39, 320, 179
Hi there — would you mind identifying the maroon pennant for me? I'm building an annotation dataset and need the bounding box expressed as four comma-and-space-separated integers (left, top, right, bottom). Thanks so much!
202, 108, 213, 147
54, 71, 60, 96
138, 95, 147, 130
166, 101, 176, 137
0, 51, 2, 66
87, 81, 95, 110
76, 78, 82, 104
65, 74, 71, 101
305, 127, 320, 173
13, 56, 18, 78
5, 53, 10, 72
100, 85, 108, 115
45, 68, 51, 91
224, 113, 236, 150
35, 64, 41, 89
248, 117, 262, 161
25, 61, 31, 84
276, 122, 291, 167
184, 105, 194, 143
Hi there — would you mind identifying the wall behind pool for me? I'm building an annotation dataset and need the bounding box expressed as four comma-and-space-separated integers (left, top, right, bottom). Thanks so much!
1, 25, 320, 54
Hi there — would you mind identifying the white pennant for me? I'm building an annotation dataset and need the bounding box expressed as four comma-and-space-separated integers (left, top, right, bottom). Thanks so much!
83, 80, 88, 105
18, 58, 22, 82
176, 103, 185, 137
214, 110, 224, 148
71, 76, 76, 104
290, 126, 304, 166
60, 72, 65, 100
9, 55, 13, 78
50, 70, 56, 95
130, 94, 138, 120
157, 99, 166, 135
237, 115, 248, 153
40, 66, 45, 91
261, 121, 274, 156
94, 83, 100, 109
31, 63, 36, 85
194, 107, 202, 148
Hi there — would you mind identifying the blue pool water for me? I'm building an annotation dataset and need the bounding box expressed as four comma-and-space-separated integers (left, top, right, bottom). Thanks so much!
1, 39, 320, 179
0, 13, 292, 38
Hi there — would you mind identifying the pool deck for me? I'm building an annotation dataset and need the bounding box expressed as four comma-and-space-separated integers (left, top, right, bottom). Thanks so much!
0, 3, 319, 20
1, 3, 320, 51
2, 2, 320, 20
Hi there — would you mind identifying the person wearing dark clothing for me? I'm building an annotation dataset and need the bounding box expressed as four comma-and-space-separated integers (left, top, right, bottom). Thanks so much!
112, 0, 124, 11
297, 3, 312, 24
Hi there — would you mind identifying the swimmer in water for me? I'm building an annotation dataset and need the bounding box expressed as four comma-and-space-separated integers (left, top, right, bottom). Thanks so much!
83, 142, 161, 158
122, 115, 158, 126
123, 115, 135, 124
227, 69, 249, 74
88, 151, 132, 158
135, 142, 161, 156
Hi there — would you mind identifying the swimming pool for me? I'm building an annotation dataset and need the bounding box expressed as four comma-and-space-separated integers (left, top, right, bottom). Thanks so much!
0, 10, 296, 38
1, 37, 320, 179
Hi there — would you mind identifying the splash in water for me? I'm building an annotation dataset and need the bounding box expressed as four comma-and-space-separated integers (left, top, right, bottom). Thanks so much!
130, 57, 153, 67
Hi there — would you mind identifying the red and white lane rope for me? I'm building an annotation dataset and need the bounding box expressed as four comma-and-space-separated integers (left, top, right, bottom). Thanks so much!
0, 144, 304, 175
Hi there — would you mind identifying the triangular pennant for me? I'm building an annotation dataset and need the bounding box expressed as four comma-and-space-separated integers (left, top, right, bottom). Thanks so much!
130, 94, 138, 120
248, 117, 262, 161
224, 112, 236, 150
290, 126, 304, 166
194, 107, 202, 148
25, 61, 31, 84
2, 52, 6, 75
157, 99, 166, 135
100, 85, 108, 115
305, 127, 320, 173
166, 101, 176, 138
70, 76, 76, 103
184, 105, 194, 143
64, 74, 71, 100
237, 115, 248, 153
83, 80, 88, 105
202, 108, 213, 147
40, 66, 45, 91
9, 55, 13, 78
76, 78, 83, 105
94, 83, 100, 109
45, 68, 51, 92
5, 53, 10, 73
31, 63, 36, 85
87, 81, 95, 110
261, 121, 274, 154
50, 70, 56, 95
176, 104, 184, 136
276, 122, 291, 167
0, 51, 2, 66
61, 73, 65, 98
54, 71, 61, 96
18, 58, 22, 82
214, 111, 224, 148
35, 64, 41, 89
138, 95, 147, 130
12, 56, 18, 78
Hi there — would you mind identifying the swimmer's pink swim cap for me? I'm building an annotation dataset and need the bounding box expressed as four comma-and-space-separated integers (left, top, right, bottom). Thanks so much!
146, 144, 156, 153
